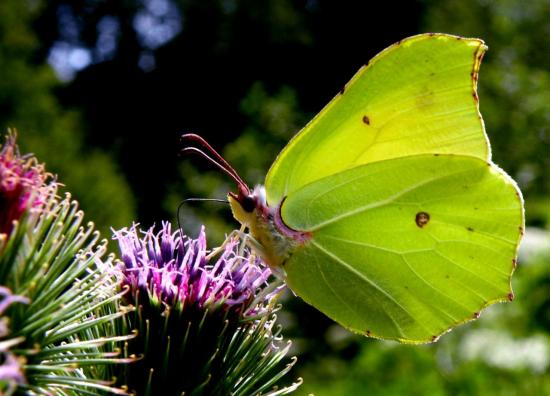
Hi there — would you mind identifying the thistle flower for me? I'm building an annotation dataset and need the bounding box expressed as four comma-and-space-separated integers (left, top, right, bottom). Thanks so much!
113, 222, 301, 395
0, 132, 49, 236
0, 134, 134, 395
0, 286, 28, 395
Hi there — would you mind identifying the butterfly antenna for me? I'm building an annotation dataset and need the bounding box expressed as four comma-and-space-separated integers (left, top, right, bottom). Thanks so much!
181, 133, 248, 189
180, 147, 250, 194
177, 197, 229, 237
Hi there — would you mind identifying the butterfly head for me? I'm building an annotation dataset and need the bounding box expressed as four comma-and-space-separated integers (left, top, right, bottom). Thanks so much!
180, 133, 271, 229
228, 184, 269, 228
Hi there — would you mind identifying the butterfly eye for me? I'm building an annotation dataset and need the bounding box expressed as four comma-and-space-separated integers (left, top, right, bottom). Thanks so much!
241, 195, 256, 213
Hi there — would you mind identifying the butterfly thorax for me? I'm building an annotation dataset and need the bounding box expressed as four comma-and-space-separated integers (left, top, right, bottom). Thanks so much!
228, 185, 310, 275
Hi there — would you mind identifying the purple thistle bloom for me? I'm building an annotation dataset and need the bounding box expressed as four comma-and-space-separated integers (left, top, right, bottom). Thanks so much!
0, 134, 51, 235
114, 222, 278, 317
112, 222, 295, 395
0, 286, 29, 389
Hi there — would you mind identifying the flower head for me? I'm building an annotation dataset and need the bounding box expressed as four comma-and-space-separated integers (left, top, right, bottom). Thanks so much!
0, 134, 51, 235
114, 221, 276, 318
0, 286, 28, 392
113, 222, 299, 395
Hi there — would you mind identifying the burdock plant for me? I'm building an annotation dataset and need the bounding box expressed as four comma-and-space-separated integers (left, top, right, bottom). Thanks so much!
0, 132, 300, 394
112, 222, 301, 395
0, 133, 134, 395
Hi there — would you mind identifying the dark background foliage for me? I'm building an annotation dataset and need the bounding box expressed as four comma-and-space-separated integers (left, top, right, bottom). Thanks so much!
2, 0, 550, 394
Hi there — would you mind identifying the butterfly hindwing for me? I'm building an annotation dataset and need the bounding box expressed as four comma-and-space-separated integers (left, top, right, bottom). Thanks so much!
281, 154, 523, 343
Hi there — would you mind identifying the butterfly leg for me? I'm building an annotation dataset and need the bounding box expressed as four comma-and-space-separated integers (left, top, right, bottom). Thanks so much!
205, 225, 263, 259
205, 226, 247, 260
206, 226, 287, 279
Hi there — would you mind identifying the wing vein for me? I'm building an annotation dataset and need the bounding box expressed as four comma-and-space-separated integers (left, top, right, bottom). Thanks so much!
400, 255, 468, 321
431, 249, 505, 295
317, 235, 495, 317
307, 166, 478, 231
311, 240, 427, 338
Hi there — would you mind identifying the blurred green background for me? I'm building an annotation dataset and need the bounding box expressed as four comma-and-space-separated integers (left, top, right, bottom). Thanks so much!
1, 0, 549, 394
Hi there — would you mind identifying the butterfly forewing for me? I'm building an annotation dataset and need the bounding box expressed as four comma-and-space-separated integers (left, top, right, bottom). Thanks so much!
265, 34, 489, 206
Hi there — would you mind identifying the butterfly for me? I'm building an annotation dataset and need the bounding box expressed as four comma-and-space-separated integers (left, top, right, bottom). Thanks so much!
182, 33, 524, 343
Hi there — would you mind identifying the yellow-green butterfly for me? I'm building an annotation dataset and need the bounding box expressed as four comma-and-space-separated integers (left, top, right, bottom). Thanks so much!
183, 33, 524, 344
